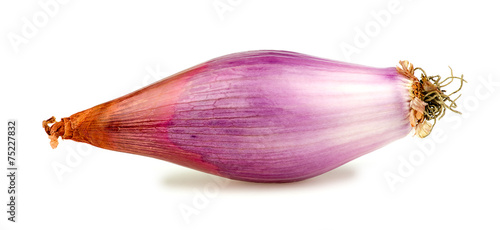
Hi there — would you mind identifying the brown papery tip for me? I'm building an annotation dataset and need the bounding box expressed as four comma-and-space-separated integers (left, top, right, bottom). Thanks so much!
397, 61, 467, 138
42, 116, 69, 149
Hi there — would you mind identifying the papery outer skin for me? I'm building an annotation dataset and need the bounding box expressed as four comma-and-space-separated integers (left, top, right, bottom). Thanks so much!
65, 64, 221, 175
65, 50, 412, 183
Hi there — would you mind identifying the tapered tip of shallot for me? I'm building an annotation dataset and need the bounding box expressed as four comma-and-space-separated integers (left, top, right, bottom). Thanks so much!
42, 116, 64, 149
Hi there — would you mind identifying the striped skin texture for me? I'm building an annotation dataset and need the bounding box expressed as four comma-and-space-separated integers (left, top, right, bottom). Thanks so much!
166, 51, 412, 182
65, 50, 412, 182
65, 64, 221, 175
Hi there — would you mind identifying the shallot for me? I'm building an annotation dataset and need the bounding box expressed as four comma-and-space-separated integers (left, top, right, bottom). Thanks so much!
43, 50, 465, 182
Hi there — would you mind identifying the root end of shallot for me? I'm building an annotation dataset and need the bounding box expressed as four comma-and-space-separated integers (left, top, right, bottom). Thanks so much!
397, 61, 466, 138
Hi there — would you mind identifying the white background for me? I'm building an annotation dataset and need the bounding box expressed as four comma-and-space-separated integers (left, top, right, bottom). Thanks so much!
1, 0, 499, 229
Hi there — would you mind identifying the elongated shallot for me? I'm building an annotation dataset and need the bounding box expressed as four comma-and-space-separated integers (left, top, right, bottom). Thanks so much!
43, 50, 465, 182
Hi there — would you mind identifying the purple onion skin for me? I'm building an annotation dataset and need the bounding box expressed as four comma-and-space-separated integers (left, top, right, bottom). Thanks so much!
48, 50, 412, 183
167, 51, 411, 182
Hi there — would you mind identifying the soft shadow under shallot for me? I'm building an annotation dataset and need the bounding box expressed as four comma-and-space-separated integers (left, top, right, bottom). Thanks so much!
161, 164, 357, 190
